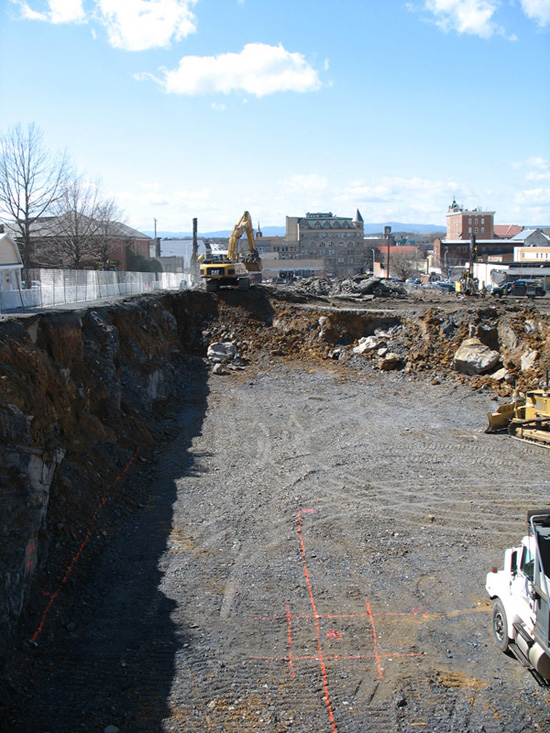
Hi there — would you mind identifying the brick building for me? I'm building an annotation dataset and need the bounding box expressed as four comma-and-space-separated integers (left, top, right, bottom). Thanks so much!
446, 199, 494, 240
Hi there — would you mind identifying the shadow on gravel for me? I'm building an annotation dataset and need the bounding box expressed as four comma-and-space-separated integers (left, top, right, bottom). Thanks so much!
1, 361, 210, 733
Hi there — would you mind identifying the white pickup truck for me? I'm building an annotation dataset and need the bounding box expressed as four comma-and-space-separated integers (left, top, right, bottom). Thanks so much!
486, 510, 550, 685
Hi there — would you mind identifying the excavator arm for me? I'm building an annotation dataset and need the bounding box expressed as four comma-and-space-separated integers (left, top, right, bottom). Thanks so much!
227, 211, 262, 272
227, 211, 254, 261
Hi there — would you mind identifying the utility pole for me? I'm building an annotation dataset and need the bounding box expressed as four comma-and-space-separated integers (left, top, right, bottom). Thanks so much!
154, 218, 160, 257
384, 225, 392, 278
191, 218, 199, 284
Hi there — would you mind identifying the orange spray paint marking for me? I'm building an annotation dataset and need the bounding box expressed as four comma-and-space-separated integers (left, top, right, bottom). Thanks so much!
327, 630, 343, 639
286, 599, 295, 679
365, 599, 383, 680
24, 539, 37, 577
31, 447, 141, 643
298, 509, 338, 733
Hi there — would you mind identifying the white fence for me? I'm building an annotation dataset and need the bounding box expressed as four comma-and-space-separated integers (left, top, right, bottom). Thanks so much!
0, 269, 193, 313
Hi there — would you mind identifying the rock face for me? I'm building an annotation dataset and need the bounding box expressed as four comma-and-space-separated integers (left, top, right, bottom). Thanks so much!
453, 337, 500, 375
0, 293, 207, 659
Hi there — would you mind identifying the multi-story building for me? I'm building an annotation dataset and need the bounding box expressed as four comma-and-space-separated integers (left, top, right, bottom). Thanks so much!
434, 201, 548, 272
285, 210, 366, 277
446, 199, 494, 240
254, 234, 299, 259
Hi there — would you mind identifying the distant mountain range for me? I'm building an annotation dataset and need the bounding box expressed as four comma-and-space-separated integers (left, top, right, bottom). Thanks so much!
144, 222, 447, 239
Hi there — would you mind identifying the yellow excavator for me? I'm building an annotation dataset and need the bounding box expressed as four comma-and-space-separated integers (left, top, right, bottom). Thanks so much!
199, 211, 262, 292
486, 381, 550, 447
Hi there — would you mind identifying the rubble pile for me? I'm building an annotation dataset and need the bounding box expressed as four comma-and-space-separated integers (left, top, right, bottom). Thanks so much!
200, 292, 550, 395
291, 276, 407, 300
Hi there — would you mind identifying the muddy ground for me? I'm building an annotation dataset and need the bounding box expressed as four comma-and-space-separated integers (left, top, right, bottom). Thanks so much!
2, 286, 550, 732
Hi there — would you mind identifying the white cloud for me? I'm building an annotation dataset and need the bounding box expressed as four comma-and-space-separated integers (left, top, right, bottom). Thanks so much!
424, 0, 500, 37
117, 181, 213, 227
11, 0, 197, 49
525, 158, 550, 182
335, 176, 465, 223
513, 157, 550, 182
280, 174, 328, 194
96, 0, 197, 51
13, 0, 85, 24
511, 187, 550, 223
141, 43, 324, 96
514, 188, 550, 206
521, 0, 550, 27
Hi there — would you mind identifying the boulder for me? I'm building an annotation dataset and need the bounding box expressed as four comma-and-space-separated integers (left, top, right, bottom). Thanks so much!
207, 342, 237, 363
497, 320, 519, 351
453, 337, 500, 375
521, 349, 538, 373
490, 367, 510, 382
378, 352, 403, 371
353, 336, 381, 355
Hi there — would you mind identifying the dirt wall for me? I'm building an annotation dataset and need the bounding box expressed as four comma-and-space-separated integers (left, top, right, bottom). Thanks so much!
0, 293, 213, 660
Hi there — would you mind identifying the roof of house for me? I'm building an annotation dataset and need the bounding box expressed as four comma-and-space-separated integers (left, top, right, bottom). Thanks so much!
2, 216, 150, 241
511, 229, 550, 242
494, 224, 523, 238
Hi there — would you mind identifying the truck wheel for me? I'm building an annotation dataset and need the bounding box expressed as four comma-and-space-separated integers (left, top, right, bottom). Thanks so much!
492, 599, 510, 653
238, 278, 250, 291
206, 280, 219, 292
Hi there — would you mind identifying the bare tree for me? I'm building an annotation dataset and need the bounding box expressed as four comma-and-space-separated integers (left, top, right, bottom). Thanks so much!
43, 176, 103, 269
0, 123, 71, 268
95, 197, 126, 268
390, 248, 424, 281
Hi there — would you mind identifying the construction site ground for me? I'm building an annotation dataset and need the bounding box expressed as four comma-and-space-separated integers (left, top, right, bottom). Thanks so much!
3, 285, 550, 732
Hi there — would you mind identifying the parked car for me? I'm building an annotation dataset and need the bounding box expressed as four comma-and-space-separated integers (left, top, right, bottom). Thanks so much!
492, 279, 546, 298
435, 281, 456, 292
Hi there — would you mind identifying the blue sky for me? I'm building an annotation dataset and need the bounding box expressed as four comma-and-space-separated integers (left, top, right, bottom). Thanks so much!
1, 0, 549, 233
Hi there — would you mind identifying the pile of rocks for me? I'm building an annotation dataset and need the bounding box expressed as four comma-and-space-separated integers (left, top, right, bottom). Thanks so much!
207, 342, 247, 374
294, 277, 407, 299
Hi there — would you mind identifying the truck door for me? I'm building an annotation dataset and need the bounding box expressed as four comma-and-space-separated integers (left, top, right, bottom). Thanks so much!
512, 546, 537, 625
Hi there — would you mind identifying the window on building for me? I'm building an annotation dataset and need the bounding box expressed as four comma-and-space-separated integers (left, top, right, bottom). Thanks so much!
481, 218, 485, 224
475, 227, 478, 234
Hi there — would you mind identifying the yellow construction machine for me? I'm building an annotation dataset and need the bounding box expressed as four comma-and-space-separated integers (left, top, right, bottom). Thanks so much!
455, 234, 480, 296
486, 385, 550, 447
199, 211, 262, 292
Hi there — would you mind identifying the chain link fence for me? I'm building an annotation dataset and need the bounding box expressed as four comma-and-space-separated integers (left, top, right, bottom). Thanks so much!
1, 269, 193, 313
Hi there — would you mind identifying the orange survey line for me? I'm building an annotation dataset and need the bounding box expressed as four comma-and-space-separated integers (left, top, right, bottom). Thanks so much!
252, 606, 429, 621
365, 599, 384, 680
31, 447, 141, 643
298, 509, 338, 733
286, 599, 295, 679
251, 652, 423, 663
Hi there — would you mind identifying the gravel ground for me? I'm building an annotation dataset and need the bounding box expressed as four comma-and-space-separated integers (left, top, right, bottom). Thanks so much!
3, 360, 550, 732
